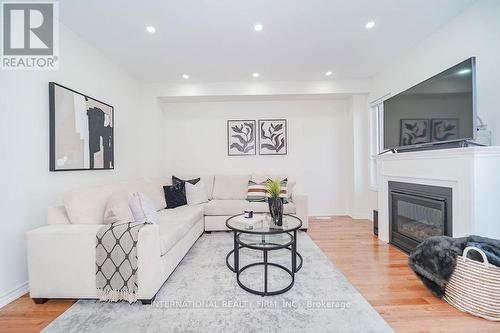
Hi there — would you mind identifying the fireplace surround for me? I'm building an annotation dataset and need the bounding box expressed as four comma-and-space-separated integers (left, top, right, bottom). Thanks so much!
376, 147, 500, 248
389, 181, 452, 253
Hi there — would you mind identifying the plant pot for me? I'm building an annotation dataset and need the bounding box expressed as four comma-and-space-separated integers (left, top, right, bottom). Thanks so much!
268, 197, 283, 226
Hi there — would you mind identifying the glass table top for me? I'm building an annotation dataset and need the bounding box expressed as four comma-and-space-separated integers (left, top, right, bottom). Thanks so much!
226, 213, 302, 234
237, 232, 293, 249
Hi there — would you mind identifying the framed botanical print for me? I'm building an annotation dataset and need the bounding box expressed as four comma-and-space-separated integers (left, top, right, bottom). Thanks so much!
258, 119, 287, 155
49, 82, 114, 171
399, 119, 430, 147
227, 120, 256, 156
431, 118, 459, 142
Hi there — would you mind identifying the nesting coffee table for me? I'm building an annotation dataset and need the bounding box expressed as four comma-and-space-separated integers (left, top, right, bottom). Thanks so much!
225, 213, 303, 296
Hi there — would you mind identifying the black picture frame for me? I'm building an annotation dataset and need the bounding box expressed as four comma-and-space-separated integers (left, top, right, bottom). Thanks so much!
399, 118, 430, 147
227, 119, 256, 156
431, 118, 459, 142
258, 119, 287, 155
49, 82, 114, 171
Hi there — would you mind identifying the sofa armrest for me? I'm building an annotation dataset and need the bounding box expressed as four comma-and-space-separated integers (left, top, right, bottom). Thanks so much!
292, 194, 308, 229
137, 224, 163, 299
27, 223, 162, 300
27, 224, 102, 298
47, 205, 71, 225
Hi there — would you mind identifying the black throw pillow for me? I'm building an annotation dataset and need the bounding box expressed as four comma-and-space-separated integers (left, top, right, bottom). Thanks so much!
163, 182, 187, 209
172, 175, 200, 186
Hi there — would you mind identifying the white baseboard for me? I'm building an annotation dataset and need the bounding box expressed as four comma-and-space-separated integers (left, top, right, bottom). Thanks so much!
0, 281, 29, 309
309, 212, 372, 220
310, 212, 349, 218
349, 214, 372, 220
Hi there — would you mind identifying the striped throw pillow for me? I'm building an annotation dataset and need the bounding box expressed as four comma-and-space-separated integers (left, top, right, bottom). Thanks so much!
266, 178, 288, 204
246, 181, 267, 202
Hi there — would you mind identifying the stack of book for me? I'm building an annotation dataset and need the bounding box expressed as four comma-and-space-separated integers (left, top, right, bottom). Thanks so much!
233, 215, 264, 229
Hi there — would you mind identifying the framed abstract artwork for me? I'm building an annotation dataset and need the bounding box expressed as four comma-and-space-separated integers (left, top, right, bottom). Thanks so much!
49, 82, 114, 171
431, 118, 459, 142
227, 120, 256, 156
399, 119, 430, 147
258, 119, 287, 155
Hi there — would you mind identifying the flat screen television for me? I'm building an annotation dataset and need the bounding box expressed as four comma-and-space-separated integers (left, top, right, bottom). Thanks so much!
383, 57, 476, 151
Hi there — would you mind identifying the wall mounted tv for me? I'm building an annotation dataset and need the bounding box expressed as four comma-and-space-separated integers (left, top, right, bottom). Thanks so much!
383, 57, 476, 151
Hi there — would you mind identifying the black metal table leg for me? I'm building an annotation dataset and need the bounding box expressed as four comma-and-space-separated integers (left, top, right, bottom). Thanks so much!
234, 231, 239, 272
292, 230, 297, 273
264, 249, 268, 295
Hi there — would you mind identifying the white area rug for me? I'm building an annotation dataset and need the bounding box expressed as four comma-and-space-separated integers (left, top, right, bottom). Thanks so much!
43, 232, 393, 333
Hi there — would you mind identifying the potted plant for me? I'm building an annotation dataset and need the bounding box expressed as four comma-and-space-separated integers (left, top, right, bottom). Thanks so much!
266, 179, 283, 226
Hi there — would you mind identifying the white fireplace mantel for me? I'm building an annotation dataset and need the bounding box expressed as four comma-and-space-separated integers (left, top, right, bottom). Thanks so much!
376, 147, 500, 243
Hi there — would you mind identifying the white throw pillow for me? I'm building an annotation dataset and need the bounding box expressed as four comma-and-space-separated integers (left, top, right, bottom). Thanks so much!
185, 181, 209, 205
103, 190, 134, 224
212, 175, 250, 199
128, 192, 159, 224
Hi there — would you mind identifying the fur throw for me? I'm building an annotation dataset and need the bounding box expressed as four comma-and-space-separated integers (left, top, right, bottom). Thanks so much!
408, 235, 500, 298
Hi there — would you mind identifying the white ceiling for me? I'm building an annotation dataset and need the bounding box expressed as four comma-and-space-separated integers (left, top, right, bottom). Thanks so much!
59, 0, 475, 84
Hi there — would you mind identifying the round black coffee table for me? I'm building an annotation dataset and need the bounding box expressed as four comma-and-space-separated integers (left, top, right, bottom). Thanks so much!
225, 213, 303, 296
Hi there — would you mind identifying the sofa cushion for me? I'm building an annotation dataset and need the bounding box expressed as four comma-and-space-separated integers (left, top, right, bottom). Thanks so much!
204, 200, 249, 216
64, 184, 121, 225
47, 206, 71, 225
251, 175, 294, 200
163, 183, 187, 209
156, 205, 204, 255
168, 175, 215, 200
204, 199, 296, 215
185, 181, 209, 206
246, 180, 267, 202
129, 192, 159, 224
199, 175, 215, 199
103, 190, 133, 224
125, 180, 166, 211
64, 180, 165, 225
212, 175, 250, 200
172, 175, 200, 186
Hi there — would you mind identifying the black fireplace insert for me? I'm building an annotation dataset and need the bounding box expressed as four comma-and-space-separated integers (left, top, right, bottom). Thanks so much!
389, 181, 452, 253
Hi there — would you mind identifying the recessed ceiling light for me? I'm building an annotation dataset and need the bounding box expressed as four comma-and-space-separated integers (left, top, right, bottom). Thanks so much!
254, 24, 263, 32
146, 26, 156, 33
365, 21, 375, 29
325, 71, 333, 76
182, 74, 189, 79
457, 68, 471, 75
253, 72, 260, 78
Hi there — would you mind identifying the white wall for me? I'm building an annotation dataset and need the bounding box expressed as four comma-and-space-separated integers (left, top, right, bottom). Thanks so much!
162, 99, 351, 216
370, 0, 500, 145
348, 95, 377, 219
0, 25, 160, 307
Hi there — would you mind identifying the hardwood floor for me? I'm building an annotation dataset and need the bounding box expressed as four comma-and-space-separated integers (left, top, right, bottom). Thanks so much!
0, 216, 498, 332
0, 296, 73, 333
308, 216, 499, 333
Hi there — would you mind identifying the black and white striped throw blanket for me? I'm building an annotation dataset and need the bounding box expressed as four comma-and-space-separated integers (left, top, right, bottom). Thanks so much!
96, 221, 148, 303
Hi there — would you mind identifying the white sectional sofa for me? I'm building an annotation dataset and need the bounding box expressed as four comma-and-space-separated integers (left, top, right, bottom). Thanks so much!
27, 174, 308, 304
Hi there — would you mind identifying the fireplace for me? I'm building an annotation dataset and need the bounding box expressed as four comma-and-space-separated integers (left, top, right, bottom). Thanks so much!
389, 181, 452, 253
